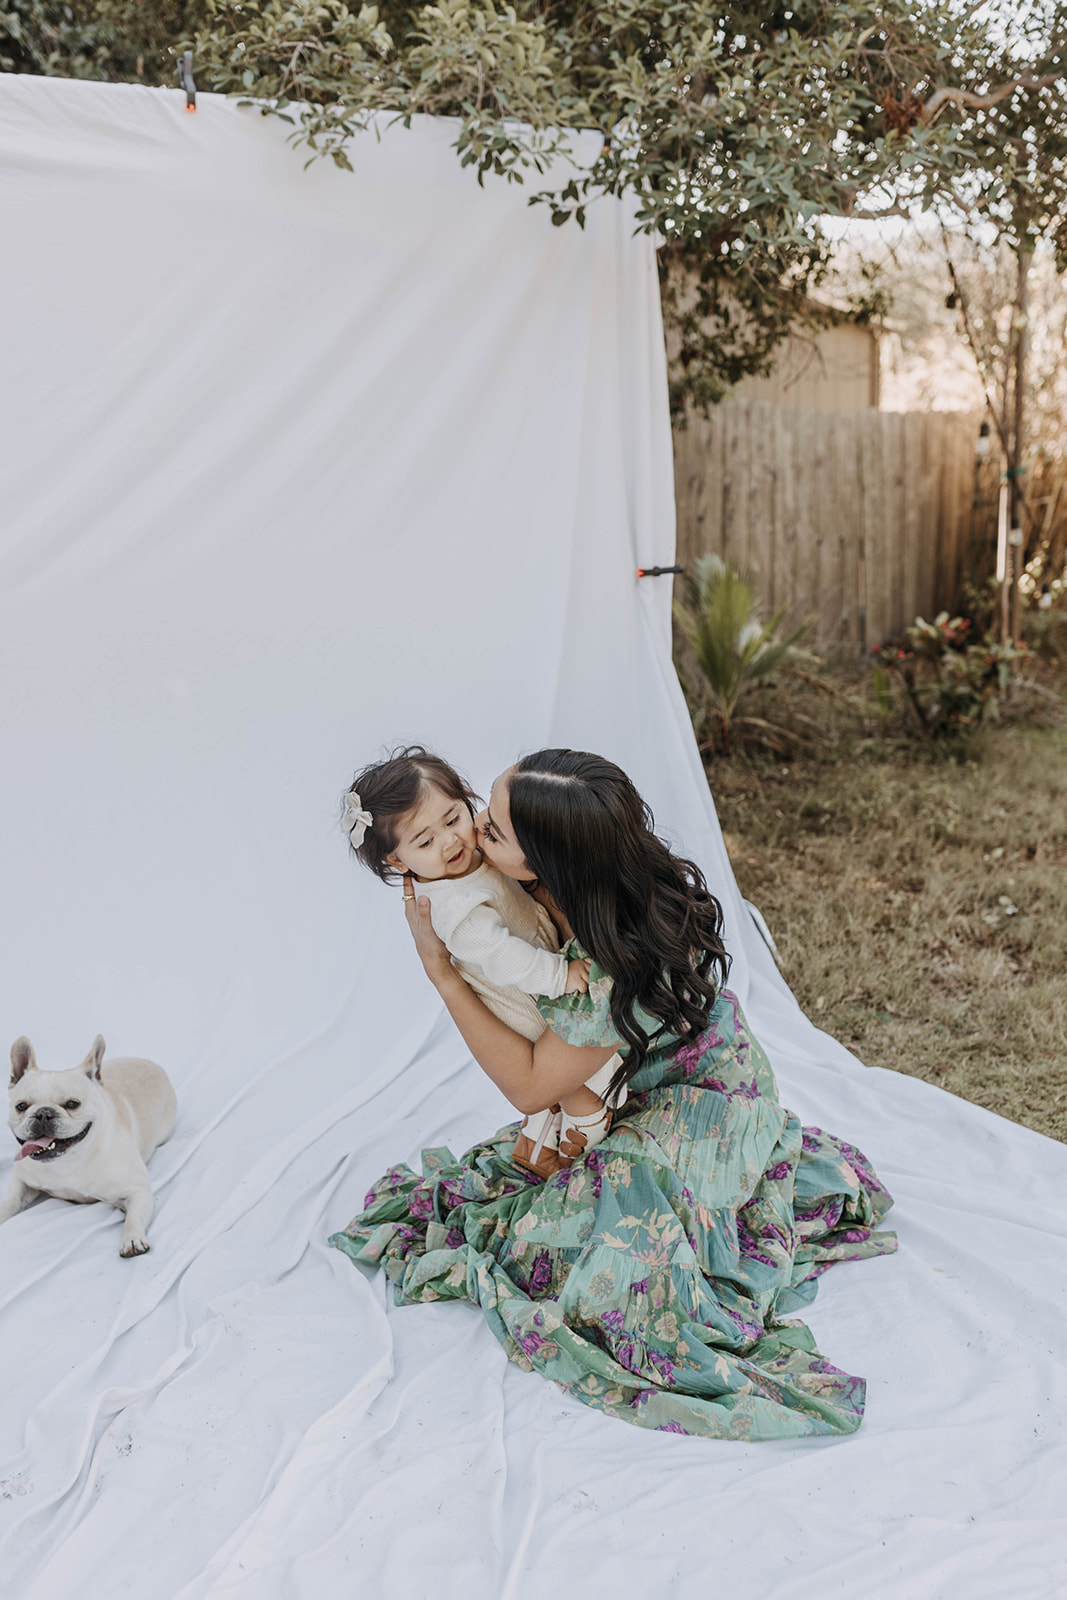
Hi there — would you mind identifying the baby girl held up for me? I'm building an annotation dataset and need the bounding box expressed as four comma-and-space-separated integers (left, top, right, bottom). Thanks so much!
340, 746, 624, 1176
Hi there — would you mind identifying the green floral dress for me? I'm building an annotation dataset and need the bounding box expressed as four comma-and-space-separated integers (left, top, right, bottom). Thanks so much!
330, 949, 897, 1441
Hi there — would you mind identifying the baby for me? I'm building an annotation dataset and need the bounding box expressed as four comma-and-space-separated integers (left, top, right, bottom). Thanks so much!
341, 746, 623, 1175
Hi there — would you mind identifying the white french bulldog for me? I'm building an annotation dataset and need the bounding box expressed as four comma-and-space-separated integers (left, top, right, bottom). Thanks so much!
0, 1034, 177, 1257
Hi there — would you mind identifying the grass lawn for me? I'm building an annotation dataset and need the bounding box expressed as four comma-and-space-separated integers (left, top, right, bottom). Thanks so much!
705, 693, 1067, 1144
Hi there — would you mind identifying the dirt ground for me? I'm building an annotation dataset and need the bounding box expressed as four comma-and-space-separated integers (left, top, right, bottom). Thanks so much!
705, 694, 1067, 1144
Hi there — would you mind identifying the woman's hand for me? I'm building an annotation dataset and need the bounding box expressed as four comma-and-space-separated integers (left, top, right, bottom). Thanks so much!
401, 878, 454, 988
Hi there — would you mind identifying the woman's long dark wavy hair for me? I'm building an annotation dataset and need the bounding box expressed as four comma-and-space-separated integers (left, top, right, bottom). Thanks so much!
508, 750, 730, 1097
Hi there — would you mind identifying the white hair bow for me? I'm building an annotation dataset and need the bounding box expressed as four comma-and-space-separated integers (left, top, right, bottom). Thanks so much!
341, 791, 373, 847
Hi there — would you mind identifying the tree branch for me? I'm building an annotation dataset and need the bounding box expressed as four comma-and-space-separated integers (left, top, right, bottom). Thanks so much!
849, 200, 913, 220
940, 221, 1040, 534
922, 75, 1062, 124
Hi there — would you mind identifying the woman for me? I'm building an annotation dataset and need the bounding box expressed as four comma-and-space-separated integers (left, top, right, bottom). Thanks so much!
330, 750, 896, 1440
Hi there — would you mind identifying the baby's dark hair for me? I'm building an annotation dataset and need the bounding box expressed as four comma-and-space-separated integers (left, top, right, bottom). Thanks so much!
342, 746, 481, 883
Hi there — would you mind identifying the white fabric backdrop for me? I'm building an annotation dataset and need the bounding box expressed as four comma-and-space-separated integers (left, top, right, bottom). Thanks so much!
1, 72, 1065, 1600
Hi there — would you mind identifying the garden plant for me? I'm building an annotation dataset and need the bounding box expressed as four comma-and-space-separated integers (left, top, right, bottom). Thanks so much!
673, 553, 822, 755
872, 613, 1030, 741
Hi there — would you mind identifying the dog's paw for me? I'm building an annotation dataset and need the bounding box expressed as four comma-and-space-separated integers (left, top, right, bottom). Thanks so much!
120, 1236, 150, 1258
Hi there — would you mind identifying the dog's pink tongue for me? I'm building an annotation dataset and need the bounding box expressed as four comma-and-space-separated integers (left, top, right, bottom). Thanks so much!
16, 1138, 52, 1161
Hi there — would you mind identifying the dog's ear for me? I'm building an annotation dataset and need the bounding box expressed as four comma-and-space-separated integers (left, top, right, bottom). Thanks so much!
80, 1035, 106, 1080
10, 1038, 37, 1084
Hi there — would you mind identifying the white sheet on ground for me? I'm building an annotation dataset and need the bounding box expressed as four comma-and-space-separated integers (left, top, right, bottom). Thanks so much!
0, 72, 1064, 1600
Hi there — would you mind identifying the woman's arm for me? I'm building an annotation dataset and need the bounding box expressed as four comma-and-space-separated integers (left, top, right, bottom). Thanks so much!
404, 893, 616, 1113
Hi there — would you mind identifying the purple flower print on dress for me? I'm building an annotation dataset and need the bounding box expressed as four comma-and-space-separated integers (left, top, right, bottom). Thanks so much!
656, 1420, 691, 1434
617, 1341, 640, 1372
764, 1162, 791, 1182
407, 1186, 434, 1221
601, 1308, 626, 1335
649, 1350, 677, 1385
674, 1015, 727, 1078
632, 1389, 653, 1408
515, 1327, 545, 1359
737, 1232, 780, 1267
530, 1252, 554, 1294
832, 1135, 891, 1201
586, 1151, 605, 1197
673, 1040, 705, 1079
446, 1227, 466, 1250
632, 1278, 649, 1296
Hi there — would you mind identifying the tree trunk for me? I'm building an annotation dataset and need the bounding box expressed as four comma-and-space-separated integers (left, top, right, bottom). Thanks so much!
1009, 246, 1032, 530
1008, 246, 1032, 641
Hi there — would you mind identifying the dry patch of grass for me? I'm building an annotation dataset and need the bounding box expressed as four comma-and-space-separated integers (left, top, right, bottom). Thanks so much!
708, 715, 1067, 1143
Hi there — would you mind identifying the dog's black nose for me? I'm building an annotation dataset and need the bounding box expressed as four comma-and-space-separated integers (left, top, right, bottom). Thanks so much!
29, 1108, 58, 1134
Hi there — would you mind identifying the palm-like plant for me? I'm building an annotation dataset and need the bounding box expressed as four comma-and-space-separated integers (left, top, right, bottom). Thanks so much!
673, 555, 815, 754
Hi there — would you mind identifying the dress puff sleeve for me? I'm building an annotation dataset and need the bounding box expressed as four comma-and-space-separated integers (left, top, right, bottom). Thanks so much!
535, 939, 626, 1051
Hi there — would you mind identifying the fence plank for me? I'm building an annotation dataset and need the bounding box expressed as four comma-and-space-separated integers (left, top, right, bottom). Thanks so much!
958, 418, 978, 606
819, 411, 844, 645
951, 417, 979, 610
703, 409, 725, 559
937, 417, 951, 610
897, 412, 918, 625
672, 412, 701, 572
837, 412, 863, 652
885, 419, 902, 637
859, 410, 885, 647
748, 403, 776, 598
791, 408, 817, 631
720, 403, 745, 574
923, 414, 942, 619
938, 415, 966, 615
774, 407, 797, 620
911, 413, 930, 620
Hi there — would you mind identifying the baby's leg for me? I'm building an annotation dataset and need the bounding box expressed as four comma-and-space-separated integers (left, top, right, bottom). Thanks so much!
513, 1105, 562, 1177
557, 1053, 626, 1164
558, 1085, 610, 1163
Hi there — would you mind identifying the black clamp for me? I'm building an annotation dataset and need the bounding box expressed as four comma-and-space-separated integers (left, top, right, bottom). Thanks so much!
636, 565, 684, 578
178, 51, 197, 114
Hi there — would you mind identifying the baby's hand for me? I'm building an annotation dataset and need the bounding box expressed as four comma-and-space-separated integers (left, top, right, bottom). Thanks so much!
565, 958, 590, 995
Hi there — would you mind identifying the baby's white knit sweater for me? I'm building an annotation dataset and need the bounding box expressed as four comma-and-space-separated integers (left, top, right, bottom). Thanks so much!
418, 859, 627, 1112
416, 861, 568, 1042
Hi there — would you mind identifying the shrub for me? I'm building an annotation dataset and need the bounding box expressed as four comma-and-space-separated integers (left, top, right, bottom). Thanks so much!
1023, 605, 1067, 663
673, 555, 818, 755
872, 613, 1028, 740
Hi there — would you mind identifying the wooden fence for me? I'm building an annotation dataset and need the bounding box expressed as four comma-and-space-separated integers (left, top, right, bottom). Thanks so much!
673, 401, 993, 653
